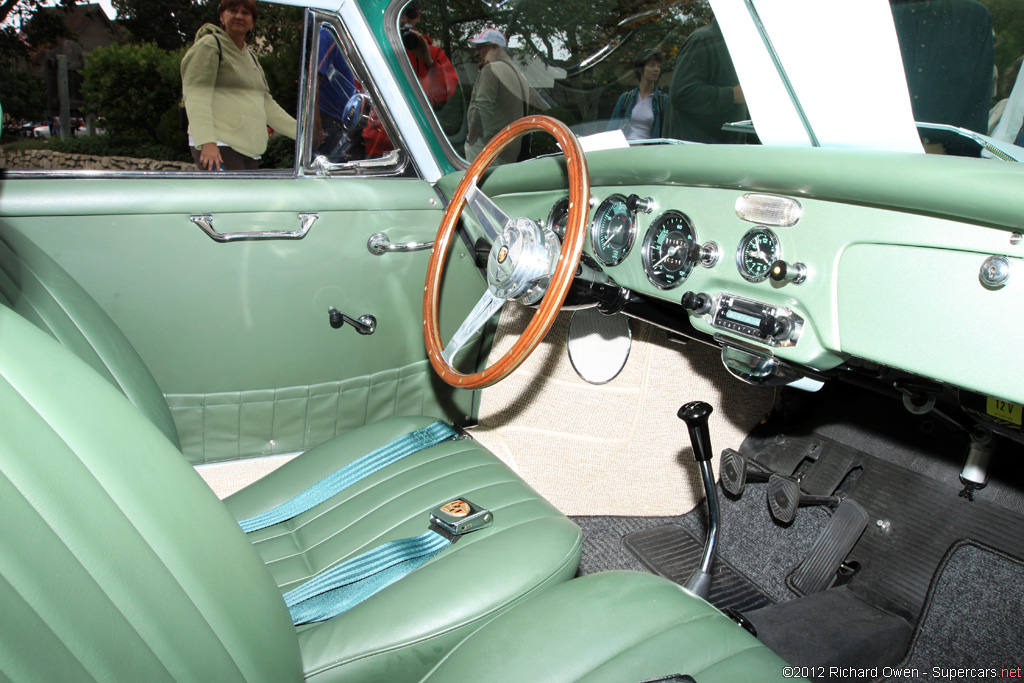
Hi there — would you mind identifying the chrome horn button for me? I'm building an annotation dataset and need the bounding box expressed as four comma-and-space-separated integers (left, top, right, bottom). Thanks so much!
487, 217, 560, 300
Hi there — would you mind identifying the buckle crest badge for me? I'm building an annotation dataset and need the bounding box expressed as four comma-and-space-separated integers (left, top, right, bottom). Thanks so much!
430, 497, 492, 536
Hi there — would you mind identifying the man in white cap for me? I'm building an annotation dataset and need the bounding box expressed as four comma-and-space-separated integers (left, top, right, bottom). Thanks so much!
465, 27, 530, 164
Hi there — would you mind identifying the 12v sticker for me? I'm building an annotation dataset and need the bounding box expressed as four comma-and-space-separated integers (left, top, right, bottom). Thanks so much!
987, 397, 1023, 425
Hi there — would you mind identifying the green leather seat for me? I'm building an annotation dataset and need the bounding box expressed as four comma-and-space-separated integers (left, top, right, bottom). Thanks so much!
0, 306, 803, 682
424, 571, 800, 683
0, 225, 580, 679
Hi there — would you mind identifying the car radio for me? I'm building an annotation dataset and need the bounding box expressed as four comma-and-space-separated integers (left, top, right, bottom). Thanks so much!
684, 291, 803, 347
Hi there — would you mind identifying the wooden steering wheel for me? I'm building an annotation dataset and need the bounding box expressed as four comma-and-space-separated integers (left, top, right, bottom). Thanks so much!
423, 115, 590, 389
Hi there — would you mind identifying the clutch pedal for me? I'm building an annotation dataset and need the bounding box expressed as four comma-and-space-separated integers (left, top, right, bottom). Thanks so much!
720, 448, 770, 497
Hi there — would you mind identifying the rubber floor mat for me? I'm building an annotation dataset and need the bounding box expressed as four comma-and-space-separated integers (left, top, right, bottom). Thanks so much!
623, 524, 773, 613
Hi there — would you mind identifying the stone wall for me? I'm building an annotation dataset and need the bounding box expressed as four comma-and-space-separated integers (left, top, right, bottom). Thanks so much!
0, 148, 196, 171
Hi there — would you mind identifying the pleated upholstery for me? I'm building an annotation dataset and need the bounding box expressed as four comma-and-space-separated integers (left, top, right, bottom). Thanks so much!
0, 223, 180, 448
222, 414, 584, 682
0, 308, 302, 682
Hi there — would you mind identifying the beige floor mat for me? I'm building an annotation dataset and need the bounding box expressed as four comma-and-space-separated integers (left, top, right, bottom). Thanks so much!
470, 303, 775, 516
196, 453, 299, 499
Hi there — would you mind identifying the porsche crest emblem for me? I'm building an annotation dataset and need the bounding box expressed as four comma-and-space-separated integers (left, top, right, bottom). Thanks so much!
496, 245, 509, 263
440, 500, 471, 517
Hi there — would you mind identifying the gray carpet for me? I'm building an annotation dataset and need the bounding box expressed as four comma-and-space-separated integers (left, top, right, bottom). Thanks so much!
885, 542, 1024, 682
573, 478, 830, 603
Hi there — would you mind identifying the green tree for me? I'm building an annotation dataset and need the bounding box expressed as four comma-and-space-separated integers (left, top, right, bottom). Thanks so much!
81, 43, 184, 140
0, 0, 76, 28
0, 24, 28, 63
23, 5, 77, 48
112, 0, 214, 50
0, 70, 46, 121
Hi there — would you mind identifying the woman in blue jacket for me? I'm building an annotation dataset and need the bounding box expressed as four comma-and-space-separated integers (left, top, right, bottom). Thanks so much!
608, 48, 667, 140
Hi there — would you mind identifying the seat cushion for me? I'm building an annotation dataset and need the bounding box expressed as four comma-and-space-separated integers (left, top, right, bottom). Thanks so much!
422, 570, 804, 683
222, 415, 583, 682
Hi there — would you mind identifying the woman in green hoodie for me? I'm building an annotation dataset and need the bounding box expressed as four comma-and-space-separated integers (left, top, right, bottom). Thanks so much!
181, 0, 296, 170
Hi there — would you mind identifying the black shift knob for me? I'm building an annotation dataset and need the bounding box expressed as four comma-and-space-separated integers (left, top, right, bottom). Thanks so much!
678, 401, 714, 462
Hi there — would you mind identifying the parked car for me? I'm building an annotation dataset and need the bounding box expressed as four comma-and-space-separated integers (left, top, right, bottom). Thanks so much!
1, 0, 1022, 681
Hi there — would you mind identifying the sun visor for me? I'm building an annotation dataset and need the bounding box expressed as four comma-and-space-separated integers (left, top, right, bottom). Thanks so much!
711, 0, 924, 153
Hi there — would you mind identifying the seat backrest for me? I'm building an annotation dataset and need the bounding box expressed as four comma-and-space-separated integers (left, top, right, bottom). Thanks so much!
0, 306, 303, 682
0, 223, 180, 448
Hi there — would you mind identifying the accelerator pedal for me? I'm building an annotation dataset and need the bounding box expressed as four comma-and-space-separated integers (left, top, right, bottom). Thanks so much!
720, 449, 771, 497
787, 499, 869, 596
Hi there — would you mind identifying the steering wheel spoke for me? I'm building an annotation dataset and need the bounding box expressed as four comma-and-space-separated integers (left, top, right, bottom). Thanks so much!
464, 181, 509, 241
424, 116, 590, 389
442, 287, 506, 365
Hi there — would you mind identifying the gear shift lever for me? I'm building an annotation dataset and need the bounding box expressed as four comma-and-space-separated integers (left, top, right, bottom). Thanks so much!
677, 400, 719, 600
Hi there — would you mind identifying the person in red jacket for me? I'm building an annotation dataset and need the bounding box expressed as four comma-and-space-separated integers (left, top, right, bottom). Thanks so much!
364, 1, 458, 156
400, 1, 458, 109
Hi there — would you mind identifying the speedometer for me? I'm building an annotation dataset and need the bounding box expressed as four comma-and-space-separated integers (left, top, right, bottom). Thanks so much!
590, 194, 636, 266
642, 211, 697, 290
736, 228, 780, 282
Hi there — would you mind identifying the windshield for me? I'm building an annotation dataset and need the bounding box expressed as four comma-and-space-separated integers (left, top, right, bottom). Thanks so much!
396, 0, 1024, 163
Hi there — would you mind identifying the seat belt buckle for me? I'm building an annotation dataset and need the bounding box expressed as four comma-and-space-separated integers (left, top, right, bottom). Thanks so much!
429, 498, 493, 537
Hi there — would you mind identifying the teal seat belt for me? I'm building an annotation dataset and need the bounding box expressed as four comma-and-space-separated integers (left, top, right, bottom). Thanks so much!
238, 420, 457, 533
284, 498, 492, 625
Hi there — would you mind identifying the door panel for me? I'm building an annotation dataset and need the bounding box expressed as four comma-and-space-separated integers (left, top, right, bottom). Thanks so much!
0, 176, 485, 463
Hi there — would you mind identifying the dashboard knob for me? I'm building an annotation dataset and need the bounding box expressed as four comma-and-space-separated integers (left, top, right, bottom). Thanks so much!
625, 194, 654, 215
769, 260, 807, 284
759, 313, 793, 340
681, 291, 711, 315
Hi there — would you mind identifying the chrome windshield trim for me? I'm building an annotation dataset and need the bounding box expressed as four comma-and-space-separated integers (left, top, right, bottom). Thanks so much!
741, 0, 820, 147
916, 123, 1023, 163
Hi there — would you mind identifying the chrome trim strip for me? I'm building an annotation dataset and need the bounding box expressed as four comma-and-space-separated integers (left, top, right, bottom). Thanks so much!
340, 0, 441, 181
742, 0, 820, 147
191, 212, 319, 242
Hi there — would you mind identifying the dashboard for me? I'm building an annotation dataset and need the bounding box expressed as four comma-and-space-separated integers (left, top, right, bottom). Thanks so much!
469, 168, 1024, 411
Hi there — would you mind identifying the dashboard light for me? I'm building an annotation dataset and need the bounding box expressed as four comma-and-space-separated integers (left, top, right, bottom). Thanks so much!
735, 193, 802, 227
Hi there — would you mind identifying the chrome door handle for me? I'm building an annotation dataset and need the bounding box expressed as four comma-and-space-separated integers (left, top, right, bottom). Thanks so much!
367, 232, 434, 255
191, 213, 319, 242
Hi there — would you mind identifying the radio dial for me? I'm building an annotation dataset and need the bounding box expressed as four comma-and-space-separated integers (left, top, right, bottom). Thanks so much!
681, 291, 712, 315
759, 313, 793, 340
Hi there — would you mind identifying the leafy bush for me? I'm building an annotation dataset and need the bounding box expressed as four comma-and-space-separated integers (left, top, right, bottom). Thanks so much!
47, 135, 191, 162
82, 43, 185, 144
260, 134, 296, 169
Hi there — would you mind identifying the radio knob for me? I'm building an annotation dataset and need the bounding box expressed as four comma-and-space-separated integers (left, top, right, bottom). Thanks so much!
759, 313, 793, 340
681, 291, 711, 315
769, 260, 807, 284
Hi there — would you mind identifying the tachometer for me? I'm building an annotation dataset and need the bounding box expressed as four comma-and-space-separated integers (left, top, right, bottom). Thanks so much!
590, 194, 636, 266
736, 228, 780, 282
641, 211, 697, 290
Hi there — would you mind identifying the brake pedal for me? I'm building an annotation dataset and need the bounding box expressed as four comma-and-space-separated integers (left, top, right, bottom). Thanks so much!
767, 474, 842, 524
720, 449, 770, 497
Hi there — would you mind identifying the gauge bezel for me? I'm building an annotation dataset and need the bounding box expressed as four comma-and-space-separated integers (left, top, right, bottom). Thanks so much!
589, 193, 636, 266
735, 227, 781, 283
546, 197, 570, 240
641, 210, 697, 290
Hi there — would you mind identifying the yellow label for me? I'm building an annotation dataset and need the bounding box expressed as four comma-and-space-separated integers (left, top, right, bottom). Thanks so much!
987, 397, 1023, 425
